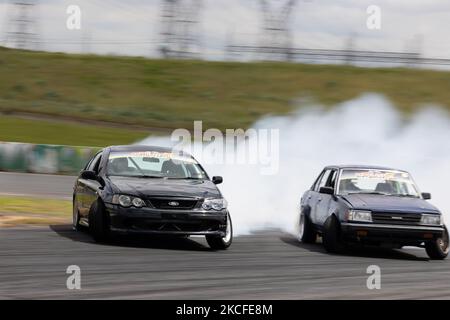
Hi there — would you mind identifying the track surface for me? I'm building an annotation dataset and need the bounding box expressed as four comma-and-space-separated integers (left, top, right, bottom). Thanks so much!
1, 172, 450, 299
0, 172, 74, 199
1, 226, 450, 299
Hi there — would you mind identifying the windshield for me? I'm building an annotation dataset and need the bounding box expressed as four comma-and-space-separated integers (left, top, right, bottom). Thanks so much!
337, 169, 421, 198
106, 151, 208, 179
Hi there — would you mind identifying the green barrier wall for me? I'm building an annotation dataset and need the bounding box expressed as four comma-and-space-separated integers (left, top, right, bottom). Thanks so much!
0, 142, 101, 175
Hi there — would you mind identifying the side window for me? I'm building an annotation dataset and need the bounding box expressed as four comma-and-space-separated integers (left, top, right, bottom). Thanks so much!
88, 152, 102, 173
316, 170, 332, 192
84, 156, 94, 170
312, 171, 325, 191
328, 170, 338, 188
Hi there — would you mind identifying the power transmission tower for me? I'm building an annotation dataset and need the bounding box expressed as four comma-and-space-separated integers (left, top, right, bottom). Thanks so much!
159, 0, 202, 59
3, 0, 40, 50
259, 0, 297, 61
344, 33, 357, 65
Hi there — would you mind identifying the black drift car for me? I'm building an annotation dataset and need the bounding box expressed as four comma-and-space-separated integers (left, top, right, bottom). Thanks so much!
73, 145, 232, 250
299, 165, 448, 259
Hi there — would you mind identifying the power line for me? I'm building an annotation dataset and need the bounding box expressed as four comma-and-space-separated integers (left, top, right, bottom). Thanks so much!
1, 0, 449, 68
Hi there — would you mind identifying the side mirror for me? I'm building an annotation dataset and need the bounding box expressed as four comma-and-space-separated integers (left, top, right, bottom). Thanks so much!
319, 186, 335, 195
422, 192, 432, 200
212, 176, 223, 185
80, 170, 98, 181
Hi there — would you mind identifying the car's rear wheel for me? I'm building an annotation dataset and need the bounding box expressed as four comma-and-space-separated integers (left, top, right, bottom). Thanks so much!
298, 211, 317, 244
425, 226, 449, 260
88, 200, 110, 243
206, 213, 233, 250
323, 215, 345, 253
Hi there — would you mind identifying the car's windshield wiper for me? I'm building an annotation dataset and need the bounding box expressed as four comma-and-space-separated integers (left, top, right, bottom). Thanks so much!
393, 194, 419, 198
347, 192, 389, 196
167, 177, 203, 180
137, 175, 165, 179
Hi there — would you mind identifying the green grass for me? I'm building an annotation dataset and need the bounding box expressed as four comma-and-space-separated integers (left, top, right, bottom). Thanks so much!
0, 195, 70, 215
1, 46, 450, 145
0, 115, 150, 146
0, 195, 71, 226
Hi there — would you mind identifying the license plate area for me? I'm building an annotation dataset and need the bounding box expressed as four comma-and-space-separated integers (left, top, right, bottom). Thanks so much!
162, 212, 188, 220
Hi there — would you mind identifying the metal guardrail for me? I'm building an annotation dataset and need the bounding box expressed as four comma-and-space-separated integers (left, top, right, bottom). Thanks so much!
226, 46, 450, 66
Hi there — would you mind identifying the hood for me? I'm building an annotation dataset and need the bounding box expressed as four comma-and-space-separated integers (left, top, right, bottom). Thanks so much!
341, 194, 440, 214
107, 176, 222, 199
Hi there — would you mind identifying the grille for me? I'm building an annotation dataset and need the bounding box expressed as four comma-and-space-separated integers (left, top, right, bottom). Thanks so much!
372, 212, 421, 225
147, 197, 199, 210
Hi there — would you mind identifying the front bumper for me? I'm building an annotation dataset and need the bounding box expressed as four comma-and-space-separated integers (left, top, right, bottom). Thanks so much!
341, 222, 445, 245
105, 203, 228, 237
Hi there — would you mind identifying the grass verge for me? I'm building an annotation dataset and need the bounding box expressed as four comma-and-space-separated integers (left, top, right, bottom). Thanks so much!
2, 46, 450, 139
0, 195, 71, 227
0, 115, 151, 146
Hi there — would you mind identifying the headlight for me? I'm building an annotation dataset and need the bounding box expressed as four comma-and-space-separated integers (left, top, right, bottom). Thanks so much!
112, 195, 145, 208
202, 198, 227, 211
118, 195, 132, 207
347, 210, 372, 223
421, 214, 442, 226
132, 197, 145, 208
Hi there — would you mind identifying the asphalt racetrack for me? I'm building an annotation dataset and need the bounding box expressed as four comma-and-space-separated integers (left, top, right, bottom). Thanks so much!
1, 172, 450, 299
0, 172, 74, 200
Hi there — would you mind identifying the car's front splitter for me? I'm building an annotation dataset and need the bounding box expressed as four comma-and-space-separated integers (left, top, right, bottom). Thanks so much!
341, 222, 445, 245
109, 227, 225, 237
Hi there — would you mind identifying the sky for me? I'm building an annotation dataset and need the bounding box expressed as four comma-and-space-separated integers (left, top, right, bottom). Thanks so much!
0, 0, 449, 60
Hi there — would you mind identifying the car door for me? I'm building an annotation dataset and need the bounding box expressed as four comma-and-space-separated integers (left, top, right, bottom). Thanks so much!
78, 151, 103, 221
309, 169, 331, 225
74, 155, 95, 222
315, 169, 338, 225
301, 180, 319, 223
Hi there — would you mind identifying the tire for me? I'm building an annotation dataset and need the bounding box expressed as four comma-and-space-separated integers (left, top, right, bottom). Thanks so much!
298, 211, 317, 244
425, 226, 449, 260
72, 202, 81, 231
323, 215, 345, 253
206, 213, 233, 250
88, 200, 110, 243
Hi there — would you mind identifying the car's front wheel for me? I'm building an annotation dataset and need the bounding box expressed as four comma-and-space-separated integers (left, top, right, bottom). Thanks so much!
88, 200, 110, 243
323, 215, 345, 253
72, 203, 81, 231
206, 213, 233, 250
298, 211, 317, 244
425, 226, 449, 260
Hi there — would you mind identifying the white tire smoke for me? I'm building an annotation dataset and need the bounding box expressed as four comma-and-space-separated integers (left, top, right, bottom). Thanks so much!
140, 94, 450, 236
